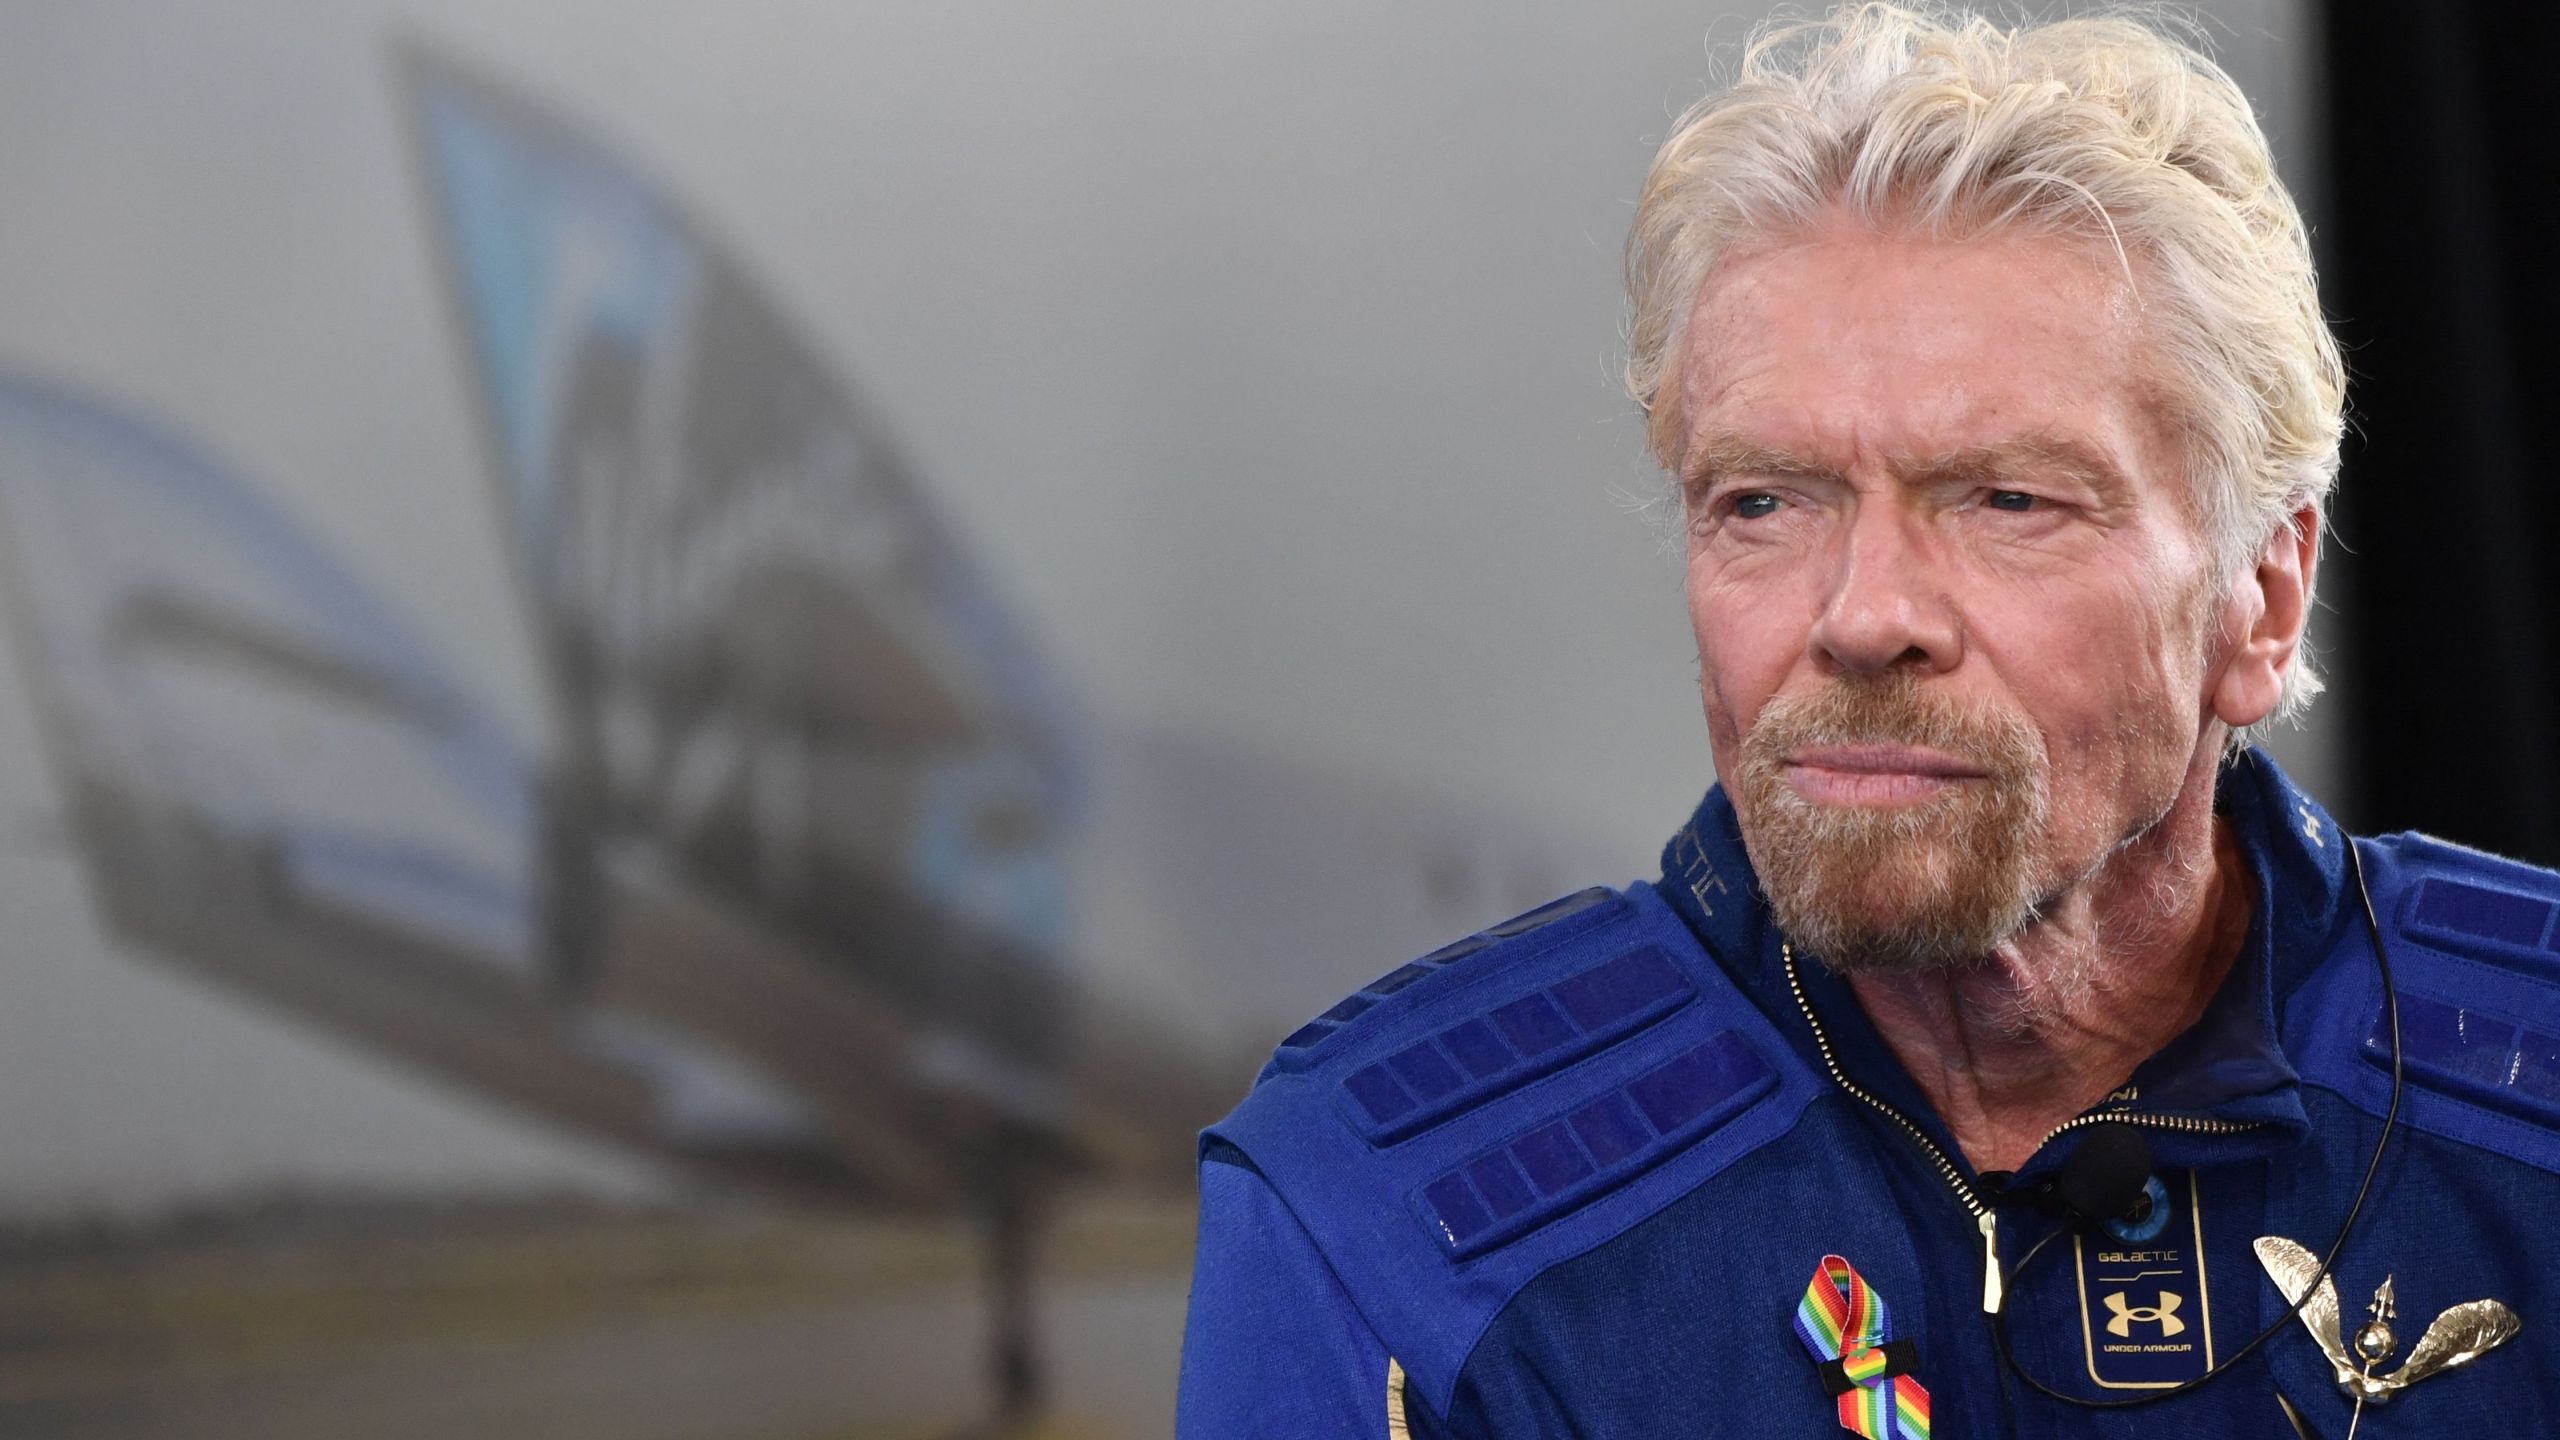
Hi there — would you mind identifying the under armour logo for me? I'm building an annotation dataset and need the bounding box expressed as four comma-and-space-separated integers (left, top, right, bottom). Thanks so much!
2105, 1290, 2186, 1337
2299, 804, 2325, 847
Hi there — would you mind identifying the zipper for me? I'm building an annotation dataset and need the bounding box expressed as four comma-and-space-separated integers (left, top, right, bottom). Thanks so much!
1780, 942, 2263, 1314
2035, 1108, 2262, 1142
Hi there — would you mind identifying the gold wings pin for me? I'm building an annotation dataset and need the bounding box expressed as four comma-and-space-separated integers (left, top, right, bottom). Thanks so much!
2254, 1235, 2520, 1408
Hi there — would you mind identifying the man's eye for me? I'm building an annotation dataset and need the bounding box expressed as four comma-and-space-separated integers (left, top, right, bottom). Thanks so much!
1731, 492, 1783, 519
1985, 489, 2038, 513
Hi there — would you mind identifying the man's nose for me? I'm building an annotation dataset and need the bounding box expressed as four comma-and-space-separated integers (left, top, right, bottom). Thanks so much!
1805, 500, 1962, 676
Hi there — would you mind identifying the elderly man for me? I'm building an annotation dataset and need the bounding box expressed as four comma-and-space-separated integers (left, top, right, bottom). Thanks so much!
1177, 6, 2558, 1437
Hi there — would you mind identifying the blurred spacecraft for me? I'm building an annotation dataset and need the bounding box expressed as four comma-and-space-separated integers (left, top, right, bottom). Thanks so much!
0, 48, 1245, 1421
397, 41, 1241, 1204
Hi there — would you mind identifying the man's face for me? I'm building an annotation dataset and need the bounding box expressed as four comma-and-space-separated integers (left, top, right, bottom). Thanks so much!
1677, 217, 2233, 972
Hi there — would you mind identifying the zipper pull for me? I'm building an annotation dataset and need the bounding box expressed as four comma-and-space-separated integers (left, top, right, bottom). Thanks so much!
1978, 1209, 2003, 1314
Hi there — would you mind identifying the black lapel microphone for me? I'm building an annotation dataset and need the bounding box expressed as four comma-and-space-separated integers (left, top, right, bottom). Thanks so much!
2052, 1122, 2155, 1227
1982, 1121, 2156, 1227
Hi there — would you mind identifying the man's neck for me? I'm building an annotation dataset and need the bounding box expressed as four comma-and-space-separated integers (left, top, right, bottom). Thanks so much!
1844, 759, 2254, 1175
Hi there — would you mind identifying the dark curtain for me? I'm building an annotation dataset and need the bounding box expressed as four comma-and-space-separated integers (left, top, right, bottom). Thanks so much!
2323, 2, 2560, 863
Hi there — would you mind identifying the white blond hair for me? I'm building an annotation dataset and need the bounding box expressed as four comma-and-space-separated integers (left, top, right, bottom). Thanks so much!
1626, 3, 2343, 722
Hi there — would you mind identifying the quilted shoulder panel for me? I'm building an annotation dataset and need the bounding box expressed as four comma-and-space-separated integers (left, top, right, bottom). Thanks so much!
2291, 833, 2560, 1174
1204, 883, 1824, 1413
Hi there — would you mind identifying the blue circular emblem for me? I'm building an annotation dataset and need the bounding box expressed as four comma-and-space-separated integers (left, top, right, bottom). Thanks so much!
2102, 1175, 2173, 1243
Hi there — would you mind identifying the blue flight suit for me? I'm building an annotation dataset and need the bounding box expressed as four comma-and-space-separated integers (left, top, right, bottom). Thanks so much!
1178, 751, 2560, 1436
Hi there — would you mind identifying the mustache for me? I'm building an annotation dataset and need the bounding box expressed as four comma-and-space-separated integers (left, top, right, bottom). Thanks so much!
1740, 674, 2042, 782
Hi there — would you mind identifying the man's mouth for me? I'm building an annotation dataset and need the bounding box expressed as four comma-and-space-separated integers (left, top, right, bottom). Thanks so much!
1781, 743, 1990, 806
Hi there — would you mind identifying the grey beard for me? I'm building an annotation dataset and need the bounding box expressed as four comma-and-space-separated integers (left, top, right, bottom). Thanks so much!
1732, 673, 2052, 975
1750, 792, 2047, 973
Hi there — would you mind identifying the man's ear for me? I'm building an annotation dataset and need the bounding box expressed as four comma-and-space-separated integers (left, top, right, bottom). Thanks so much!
2213, 503, 2319, 729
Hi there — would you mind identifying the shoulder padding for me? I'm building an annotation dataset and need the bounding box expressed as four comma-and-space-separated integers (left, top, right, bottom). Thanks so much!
2288, 833, 2560, 1175
1204, 882, 1822, 1416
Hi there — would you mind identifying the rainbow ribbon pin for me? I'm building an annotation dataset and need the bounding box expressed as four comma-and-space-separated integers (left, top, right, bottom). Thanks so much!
1794, 1255, 1932, 1440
